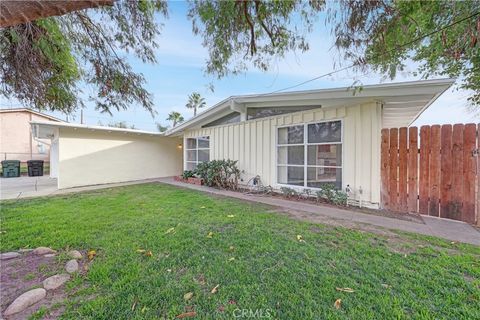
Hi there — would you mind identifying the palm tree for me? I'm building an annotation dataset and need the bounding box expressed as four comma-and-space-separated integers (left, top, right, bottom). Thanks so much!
166, 111, 184, 127
186, 92, 206, 116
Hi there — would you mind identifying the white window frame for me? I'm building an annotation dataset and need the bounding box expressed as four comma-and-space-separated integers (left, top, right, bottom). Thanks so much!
275, 119, 344, 191
184, 136, 210, 171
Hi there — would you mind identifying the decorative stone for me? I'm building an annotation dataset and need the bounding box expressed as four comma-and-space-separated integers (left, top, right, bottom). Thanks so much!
65, 259, 79, 273
18, 248, 33, 253
0, 252, 20, 260
43, 274, 70, 290
33, 247, 56, 255
67, 250, 83, 260
3, 288, 46, 316
44, 254, 56, 258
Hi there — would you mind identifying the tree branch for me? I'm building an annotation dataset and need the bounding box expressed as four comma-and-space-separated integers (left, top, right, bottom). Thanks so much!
0, 0, 114, 27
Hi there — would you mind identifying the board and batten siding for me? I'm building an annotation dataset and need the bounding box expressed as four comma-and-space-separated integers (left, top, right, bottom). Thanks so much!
184, 102, 382, 207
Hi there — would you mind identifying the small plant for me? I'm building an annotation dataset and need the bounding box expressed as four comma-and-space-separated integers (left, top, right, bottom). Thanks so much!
303, 188, 312, 199
181, 170, 195, 179
280, 187, 299, 199
316, 183, 348, 206
194, 159, 240, 189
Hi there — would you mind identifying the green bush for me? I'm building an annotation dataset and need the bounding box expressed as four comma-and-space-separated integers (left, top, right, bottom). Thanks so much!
315, 183, 348, 206
280, 187, 299, 199
182, 170, 195, 179
194, 159, 240, 189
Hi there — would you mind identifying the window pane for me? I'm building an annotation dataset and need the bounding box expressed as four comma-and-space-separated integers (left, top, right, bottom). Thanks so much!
186, 150, 197, 161
277, 166, 304, 186
277, 146, 304, 165
308, 121, 341, 143
186, 138, 197, 149
198, 149, 209, 162
278, 125, 304, 144
203, 113, 240, 127
198, 136, 210, 148
247, 106, 319, 120
186, 162, 197, 171
307, 144, 342, 166
307, 167, 342, 189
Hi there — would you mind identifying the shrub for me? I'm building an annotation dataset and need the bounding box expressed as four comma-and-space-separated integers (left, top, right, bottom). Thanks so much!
315, 183, 348, 206
182, 170, 195, 179
280, 187, 299, 199
194, 159, 240, 189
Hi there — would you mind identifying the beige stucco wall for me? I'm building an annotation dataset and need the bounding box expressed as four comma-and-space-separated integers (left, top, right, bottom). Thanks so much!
184, 102, 382, 207
0, 111, 53, 161
57, 128, 183, 189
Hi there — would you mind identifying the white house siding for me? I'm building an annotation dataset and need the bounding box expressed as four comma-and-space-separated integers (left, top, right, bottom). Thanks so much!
184, 102, 382, 208
57, 128, 183, 189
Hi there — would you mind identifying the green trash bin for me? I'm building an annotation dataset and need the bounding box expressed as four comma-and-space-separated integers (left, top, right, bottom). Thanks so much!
1, 160, 21, 178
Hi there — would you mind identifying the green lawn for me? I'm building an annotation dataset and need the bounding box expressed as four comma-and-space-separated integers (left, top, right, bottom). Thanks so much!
1, 183, 479, 319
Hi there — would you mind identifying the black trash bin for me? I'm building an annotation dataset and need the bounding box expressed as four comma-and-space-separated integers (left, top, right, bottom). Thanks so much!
1, 160, 21, 178
27, 160, 44, 177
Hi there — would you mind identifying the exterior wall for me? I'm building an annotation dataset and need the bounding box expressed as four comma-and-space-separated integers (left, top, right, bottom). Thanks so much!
57, 128, 183, 189
183, 102, 382, 207
0, 111, 54, 162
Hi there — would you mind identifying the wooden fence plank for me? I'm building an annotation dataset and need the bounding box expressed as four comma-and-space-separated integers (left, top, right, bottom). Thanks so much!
477, 124, 480, 226
429, 125, 441, 216
398, 127, 408, 212
407, 127, 418, 213
419, 126, 431, 215
440, 125, 453, 219
380, 129, 390, 209
463, 124, 476, 224
389, 128, 399, 211
451, 124, 464, 220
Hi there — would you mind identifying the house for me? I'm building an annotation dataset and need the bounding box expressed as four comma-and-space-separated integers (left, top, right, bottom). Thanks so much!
31, 79, 454, 208
0, 108, 64, 163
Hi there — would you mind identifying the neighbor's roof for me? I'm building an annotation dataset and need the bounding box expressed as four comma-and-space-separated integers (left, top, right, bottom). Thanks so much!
30, 120, 163, 139
0, 107, 65, 122
166, 78, 455, 134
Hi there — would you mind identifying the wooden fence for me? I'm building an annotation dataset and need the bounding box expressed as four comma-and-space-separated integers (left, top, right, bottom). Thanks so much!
381, 124, 479, 225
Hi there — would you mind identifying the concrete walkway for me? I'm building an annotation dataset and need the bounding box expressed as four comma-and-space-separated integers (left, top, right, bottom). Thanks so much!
158, 178, 480, 246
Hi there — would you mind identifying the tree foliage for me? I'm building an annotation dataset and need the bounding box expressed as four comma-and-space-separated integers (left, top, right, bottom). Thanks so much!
1, 0, 167, 115
185, 92, 206, 116
332, 0, 480, 105
166, 111, 184, 127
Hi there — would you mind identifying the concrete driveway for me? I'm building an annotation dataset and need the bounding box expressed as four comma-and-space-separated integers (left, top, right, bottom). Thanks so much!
0, 176, 58, 200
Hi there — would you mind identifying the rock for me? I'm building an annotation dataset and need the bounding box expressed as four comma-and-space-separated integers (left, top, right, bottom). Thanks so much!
33, 247, 56, 255
3, 288, 46, 316
43, 274, 70, 290
18, 248, 33, 253
67, 250, 83, 260
0, 252, 20, 260
44, 254, 56, 258
65, 259, 79, 273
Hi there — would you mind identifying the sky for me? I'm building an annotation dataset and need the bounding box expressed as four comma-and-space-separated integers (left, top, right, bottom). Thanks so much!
1, 1, 477, 130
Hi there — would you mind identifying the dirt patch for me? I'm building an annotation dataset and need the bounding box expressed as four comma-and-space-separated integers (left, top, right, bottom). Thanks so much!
1, 250, 89, 320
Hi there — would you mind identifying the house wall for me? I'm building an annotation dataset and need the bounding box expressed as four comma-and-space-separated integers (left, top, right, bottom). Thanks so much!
0, 111, 54, 162
183, 102, 382, 207
57, 128, 183, 189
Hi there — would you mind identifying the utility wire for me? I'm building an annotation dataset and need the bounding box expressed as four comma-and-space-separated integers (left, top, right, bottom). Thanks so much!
260, 10, 480, 96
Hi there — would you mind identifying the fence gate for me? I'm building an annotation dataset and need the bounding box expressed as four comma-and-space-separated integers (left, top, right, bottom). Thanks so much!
381, 124, 479, 225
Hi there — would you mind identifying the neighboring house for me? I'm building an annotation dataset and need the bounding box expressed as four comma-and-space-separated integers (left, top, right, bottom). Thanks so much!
0, 108, 64, 162
31, 79, 454, 208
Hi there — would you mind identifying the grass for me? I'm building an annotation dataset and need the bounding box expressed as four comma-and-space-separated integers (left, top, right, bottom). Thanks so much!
1, 183, 479, 319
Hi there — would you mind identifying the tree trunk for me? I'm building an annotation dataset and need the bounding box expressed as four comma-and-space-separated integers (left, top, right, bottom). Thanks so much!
0, 0, 114, 27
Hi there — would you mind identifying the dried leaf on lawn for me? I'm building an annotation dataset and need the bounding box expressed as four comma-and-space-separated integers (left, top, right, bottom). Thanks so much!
227, 215, 235, 218
184, 292, 194, 301
145, 250, 153, 257
334, 298, 342, 309
165, 227, 175, 234
228, 257, 235, 261
336, 287, 355, 293
206, 232, 214, 238
87, 250, 96, 260
297, 235, 305, 242
211, 284, 219, 294
136, 249, 146, 253
176, 311, 197, 318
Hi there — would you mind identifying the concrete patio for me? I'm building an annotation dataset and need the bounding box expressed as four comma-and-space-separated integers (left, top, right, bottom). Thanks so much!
0, 176, 58, 200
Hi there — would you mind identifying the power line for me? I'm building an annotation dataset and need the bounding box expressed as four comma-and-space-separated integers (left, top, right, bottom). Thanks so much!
261, 10, 480, 95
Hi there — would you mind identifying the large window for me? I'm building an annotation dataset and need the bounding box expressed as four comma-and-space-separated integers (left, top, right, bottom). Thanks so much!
277, 120, 342, 189
185, 136, 210, 170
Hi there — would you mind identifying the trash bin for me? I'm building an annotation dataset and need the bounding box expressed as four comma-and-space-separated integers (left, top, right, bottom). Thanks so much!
1, 160, 21, 178
27, 160, 44, 177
